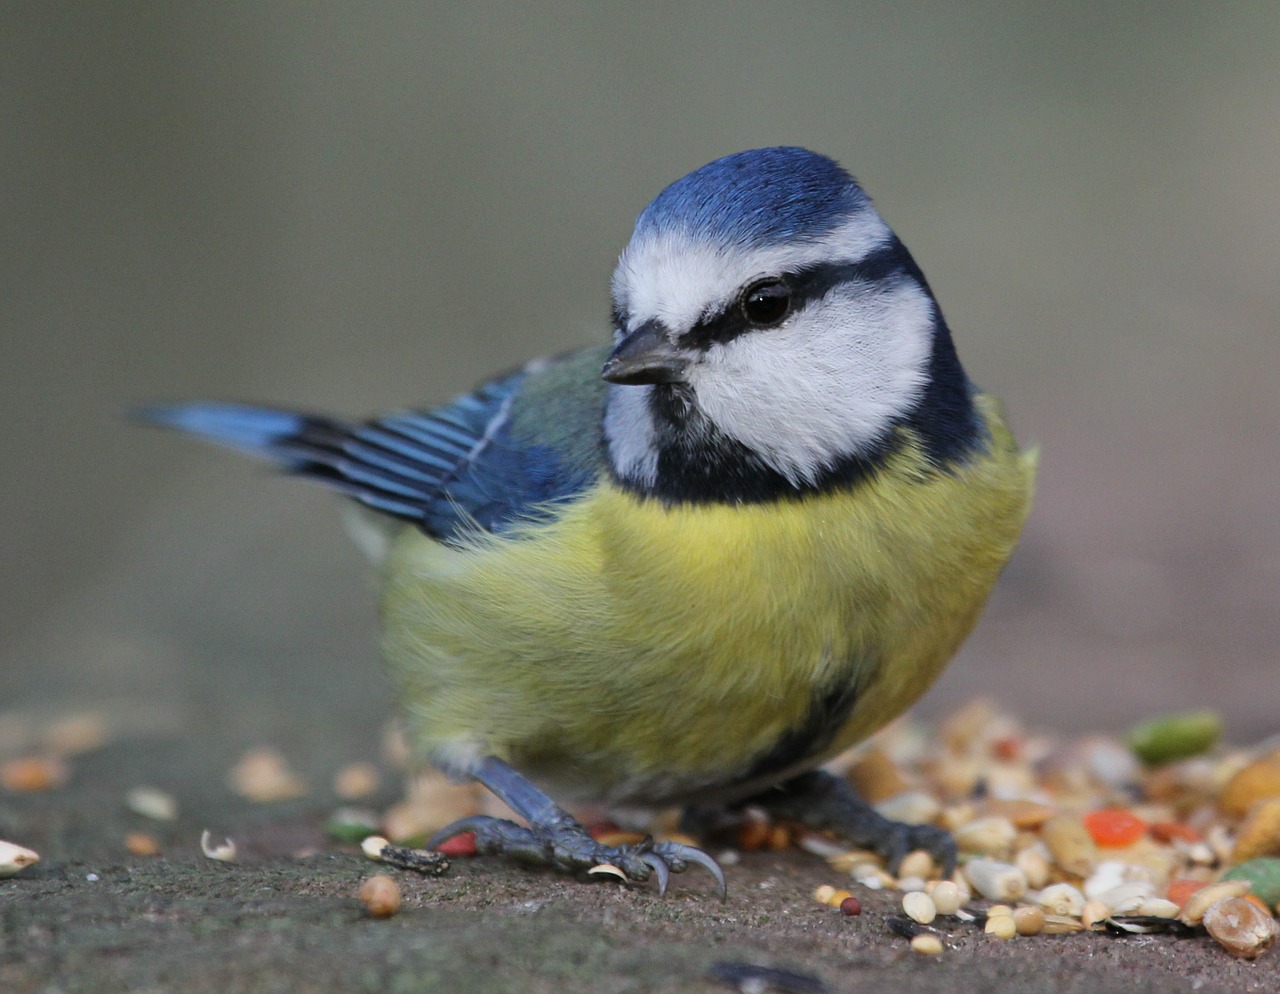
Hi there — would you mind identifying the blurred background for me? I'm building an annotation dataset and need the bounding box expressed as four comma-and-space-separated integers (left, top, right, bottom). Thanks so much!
3, 3, 1277, 779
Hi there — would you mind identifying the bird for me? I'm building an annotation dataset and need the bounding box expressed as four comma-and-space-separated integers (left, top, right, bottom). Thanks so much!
140, 146, 1036, 897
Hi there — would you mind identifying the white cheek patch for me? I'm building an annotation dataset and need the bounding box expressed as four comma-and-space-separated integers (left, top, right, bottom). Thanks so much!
602, 382, 659, 488
688, 281, 935, 485
612, 212, 893, 335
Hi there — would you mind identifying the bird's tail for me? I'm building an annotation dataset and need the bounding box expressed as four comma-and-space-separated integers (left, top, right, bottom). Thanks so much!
133, 402, 352, 473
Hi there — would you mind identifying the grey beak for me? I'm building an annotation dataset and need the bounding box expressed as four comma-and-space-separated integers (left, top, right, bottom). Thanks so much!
601, 320, 689, 385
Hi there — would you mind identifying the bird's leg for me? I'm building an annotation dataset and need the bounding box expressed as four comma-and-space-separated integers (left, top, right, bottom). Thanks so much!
429, 756, 726, 898
736, 769, 957, 876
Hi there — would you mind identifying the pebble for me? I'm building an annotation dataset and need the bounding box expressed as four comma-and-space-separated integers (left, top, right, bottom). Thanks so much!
1203, 897, 1278, 959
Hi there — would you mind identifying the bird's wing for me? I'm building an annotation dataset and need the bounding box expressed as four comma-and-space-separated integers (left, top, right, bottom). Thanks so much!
139, 347, 610, 542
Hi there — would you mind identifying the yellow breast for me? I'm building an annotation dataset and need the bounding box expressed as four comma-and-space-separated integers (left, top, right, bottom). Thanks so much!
380, 396, 1035, 804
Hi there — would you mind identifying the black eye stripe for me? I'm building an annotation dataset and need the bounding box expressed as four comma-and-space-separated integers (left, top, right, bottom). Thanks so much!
678, 237, 911, 351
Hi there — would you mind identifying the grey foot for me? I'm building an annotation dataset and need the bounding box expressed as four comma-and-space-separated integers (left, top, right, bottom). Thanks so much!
745, 769, 957, 876
434, 756, 726, 898
430, 815, 725, 898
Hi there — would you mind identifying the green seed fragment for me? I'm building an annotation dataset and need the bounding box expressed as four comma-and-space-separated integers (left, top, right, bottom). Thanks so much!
324, 806, 381, 843
1128, 710, 1222, 766
1223, 858, 1280, 908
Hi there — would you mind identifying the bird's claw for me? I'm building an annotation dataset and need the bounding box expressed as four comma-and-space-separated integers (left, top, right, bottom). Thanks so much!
430, 816, 725, 898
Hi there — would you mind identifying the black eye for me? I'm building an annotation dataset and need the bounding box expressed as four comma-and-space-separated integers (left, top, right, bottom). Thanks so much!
739, 278, 791, 327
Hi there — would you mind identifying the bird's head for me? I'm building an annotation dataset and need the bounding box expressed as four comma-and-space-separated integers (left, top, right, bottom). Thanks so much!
602, 146, 977, 503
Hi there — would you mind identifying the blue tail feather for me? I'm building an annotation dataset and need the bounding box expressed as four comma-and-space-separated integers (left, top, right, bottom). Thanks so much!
133, 403, 314, 463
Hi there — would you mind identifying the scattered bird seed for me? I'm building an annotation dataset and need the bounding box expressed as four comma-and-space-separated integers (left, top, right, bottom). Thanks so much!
1036, 882, 1085, 917
964, 859, 1027, 902
1223, 856, 1280, 907
227, 747, 307, 802
358, 874, 401, 918
200, 830, 236, 862
1203, 897, 1278, 959
1178, 880, 1252, 926
332, 761, 381, 800
930, 881, 961, 916
362, 835, 390, 860
706, 960, 830, 994
1040, 914, 1086, 935
1128, 711, 1222, 766
902, 891, 937, 924
124, 832, 159, 857
126, 786, 178, 821
0, 755, 68, 793
370, 841, 450, 877
0, 841, 39, 877
1013, 905, 1045, 936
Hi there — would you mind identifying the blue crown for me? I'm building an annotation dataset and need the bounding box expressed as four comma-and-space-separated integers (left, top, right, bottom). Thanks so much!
633, 147, 869, 250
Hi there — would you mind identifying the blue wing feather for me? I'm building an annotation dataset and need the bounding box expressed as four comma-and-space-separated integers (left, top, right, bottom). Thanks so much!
138, 357, 602, 542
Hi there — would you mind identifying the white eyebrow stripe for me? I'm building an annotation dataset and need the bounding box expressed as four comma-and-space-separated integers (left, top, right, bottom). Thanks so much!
611, 212, 894, 333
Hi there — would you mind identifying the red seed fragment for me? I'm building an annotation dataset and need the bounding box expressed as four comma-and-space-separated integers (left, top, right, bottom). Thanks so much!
839, 895, 862, 916
433, 832, 477, 856
1149, 821, 1199, 844
992, 736, 1023, 762
1083, 808, 1147, 847
1167, 877, 1206, 909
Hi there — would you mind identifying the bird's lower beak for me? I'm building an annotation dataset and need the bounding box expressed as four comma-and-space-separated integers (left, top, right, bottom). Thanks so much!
601, 320, 689, 385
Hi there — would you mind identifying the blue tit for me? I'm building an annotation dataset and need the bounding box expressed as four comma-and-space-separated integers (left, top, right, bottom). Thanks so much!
141, 147, 1035, 897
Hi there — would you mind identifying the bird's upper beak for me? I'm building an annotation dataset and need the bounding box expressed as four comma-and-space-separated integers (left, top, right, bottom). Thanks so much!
601, 320, 689, 385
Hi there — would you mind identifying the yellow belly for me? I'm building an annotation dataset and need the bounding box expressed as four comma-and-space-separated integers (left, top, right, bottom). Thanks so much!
380, 397, 1035, 804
